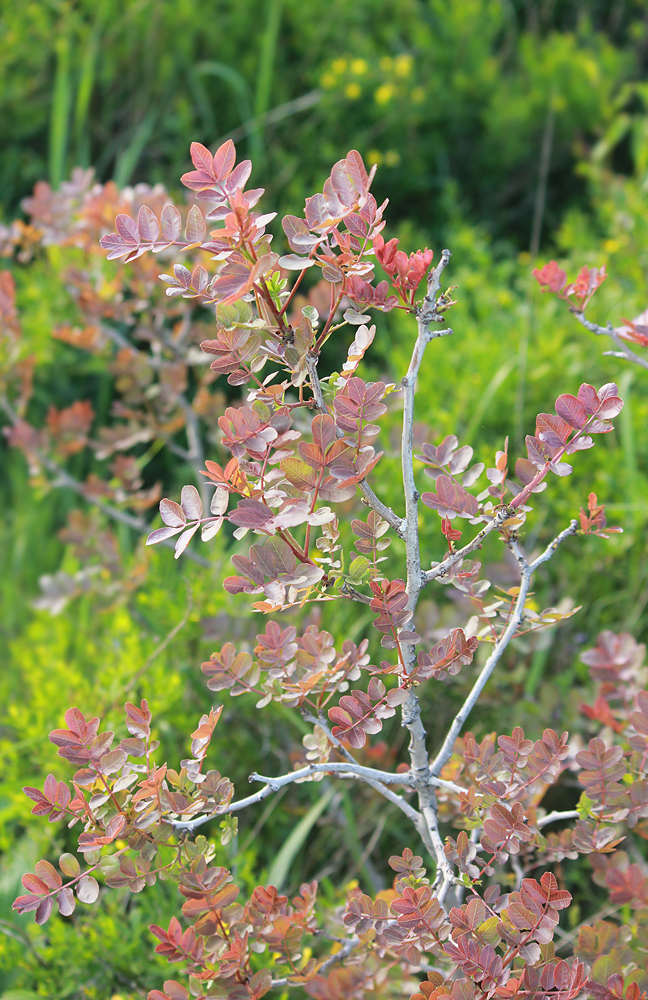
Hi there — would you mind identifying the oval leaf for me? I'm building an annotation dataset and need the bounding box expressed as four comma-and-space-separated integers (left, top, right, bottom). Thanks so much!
159, 499, 186, 528
59, 853, 81, 878
76, 875, 100, 904
180, 484, 203, 520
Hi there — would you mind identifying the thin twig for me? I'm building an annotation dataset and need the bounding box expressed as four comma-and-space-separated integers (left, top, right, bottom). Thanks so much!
430, 521, 577, 777
536, 809, 580, 829
333, 772, 422, 824
358, 480, 405, 536
172, 755, 463, 833
528, 519, 578, 572
340, 582, 372, 605
422, 507, 509, 585
171, 762, 420, 832
304, 712, 426, 824
573, 312, 648, 371
430, 543, 533, 777
392, 250, 458, 893
271, 934, 360, 987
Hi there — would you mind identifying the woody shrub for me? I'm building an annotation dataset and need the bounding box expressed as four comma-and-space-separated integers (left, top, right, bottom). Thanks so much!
6, 139, 648, 1000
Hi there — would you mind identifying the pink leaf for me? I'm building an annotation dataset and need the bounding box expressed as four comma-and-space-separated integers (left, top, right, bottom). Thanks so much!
146, 525, 184, 546
174, 523, 200, 559
597, 396, 623, 419
115, 214, 139, 243
190, 141, 215, 175
577, 383, 600, 414
159, 499, 186, 528
160, 204, 182, 242
213, 139, 236, 180
180, 484, 203, 521
76, 875, 99, 904
278, 254, 315, 270
555, 394, 587, 429
138, 205, 159, 243
185, 204, 206, 243
35, 896, 54, 924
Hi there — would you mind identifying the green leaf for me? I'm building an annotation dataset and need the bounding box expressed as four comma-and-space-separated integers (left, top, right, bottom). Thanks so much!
591, 955, 622, 984
577, 791, 596, 818
348, 556, 370, 581
219, 815, 238, 846
58, 852, 80, 878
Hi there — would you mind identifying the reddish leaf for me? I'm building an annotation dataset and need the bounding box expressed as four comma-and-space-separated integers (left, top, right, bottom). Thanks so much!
555, 394, 587, 429
159, 499, 186, 528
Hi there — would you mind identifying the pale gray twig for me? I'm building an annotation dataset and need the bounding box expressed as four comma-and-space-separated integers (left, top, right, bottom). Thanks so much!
430, 521, 578, 777
573, 311, 648, 372
536, 809, 580, 829
171, 762, 421, 832
422, 507, 509, 585
271, 934, 360, 987
303, 712, 424, 824
529, 519, 578, 572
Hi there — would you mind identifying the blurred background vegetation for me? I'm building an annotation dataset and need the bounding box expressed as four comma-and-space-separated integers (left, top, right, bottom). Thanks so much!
2, 0, 648, 996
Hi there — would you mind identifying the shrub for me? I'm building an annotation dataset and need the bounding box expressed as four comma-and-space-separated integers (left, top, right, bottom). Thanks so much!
9, 139, 648, 1000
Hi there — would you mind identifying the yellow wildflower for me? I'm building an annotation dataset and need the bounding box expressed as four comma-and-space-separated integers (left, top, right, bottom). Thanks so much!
375, 84, 394, 105
394, 54, 413, 77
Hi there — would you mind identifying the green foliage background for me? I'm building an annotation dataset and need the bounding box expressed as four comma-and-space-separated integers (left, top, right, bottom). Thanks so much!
1, 1, 648, 997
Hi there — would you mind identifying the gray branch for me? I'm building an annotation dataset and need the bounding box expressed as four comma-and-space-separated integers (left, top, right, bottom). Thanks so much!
340, 582, 373, 605
172, 762, 418, 832
528, 519, 578, 572
430, 521, 577, 777
537, 809, 580, 829
358, 479, 405, 536
171, 758, 463, 833
303, 712, 424, 825
573, 311, 648, 372
422, 506, 509, 585
271, 934, 360, 988
395, 251, 459, 894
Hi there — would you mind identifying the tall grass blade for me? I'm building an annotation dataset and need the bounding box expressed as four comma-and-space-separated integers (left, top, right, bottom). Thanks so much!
74, 11, 104, 167
266, 785, 334, 891
113, 111, 157, 188
195, 61, 253, 131
251, 0, 283, 162
49, 34, 72, 188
